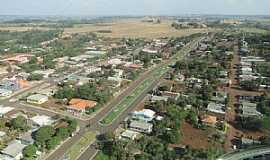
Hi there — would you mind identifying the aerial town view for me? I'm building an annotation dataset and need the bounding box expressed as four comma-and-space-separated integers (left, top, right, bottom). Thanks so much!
0, 1, 269, 160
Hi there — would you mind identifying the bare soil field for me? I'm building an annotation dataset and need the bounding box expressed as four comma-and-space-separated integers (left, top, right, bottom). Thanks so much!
64, 20, 212, 39
180, 122, 222, 150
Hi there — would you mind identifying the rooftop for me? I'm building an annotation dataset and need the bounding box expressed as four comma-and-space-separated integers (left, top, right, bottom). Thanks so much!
1, 140, 26, 158
30, 115, 54, 126
68, 98, 97, 110
130, 120, 153, 130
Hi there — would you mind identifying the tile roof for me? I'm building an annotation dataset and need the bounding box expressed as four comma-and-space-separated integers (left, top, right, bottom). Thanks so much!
68, 98, 97, 110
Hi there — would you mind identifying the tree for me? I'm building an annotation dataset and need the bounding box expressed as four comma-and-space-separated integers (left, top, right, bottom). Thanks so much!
56, 127, 70, 139
43, 54, 56, 69
142, 54, 151, 68
23, 145, 37, 158
27, 73, 43, 81
186, 110, 198, 127
54, 86, 75, 100
67, 118, 77, 134
241, 117, 263, 130
10, 116, 28, 131
46, 136, 61, 150
34, 126, 55, 147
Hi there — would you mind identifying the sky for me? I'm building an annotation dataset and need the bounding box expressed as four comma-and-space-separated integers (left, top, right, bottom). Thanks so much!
0, 0, 269, 16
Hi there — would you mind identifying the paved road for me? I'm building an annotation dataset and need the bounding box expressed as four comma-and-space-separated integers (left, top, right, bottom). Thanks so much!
76, 36, 205, 160
217, 146, 270, 160
0, 36, 203, 160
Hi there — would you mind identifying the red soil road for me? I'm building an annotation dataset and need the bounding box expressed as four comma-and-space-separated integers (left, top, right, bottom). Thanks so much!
224, 42, 265, 152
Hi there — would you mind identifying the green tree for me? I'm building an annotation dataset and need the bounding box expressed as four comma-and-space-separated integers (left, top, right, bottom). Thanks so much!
27, 73, 43, 81
56, 128, 70, 139
46, 136, 61, 150
23, 145, 37, 158
10, 116, 28, 131
43, 54, 56, 69
34, 126, 55, 147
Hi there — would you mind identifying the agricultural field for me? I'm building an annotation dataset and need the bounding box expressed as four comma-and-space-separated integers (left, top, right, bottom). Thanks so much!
64, 19, 210, 39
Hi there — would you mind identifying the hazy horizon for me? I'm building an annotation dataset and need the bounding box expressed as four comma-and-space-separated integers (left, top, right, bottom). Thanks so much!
0, 0, 269, 16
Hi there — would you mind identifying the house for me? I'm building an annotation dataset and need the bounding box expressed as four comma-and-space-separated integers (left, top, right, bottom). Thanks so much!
129, 120, 153, 134
0, 80, 21, 91
2, 54, 33, 64
200, 115, 217, 126
1, 140, 26, 160
240, 102, 261, 117
18, 132, 34, 145
30, 115, 54, 127
108, 58, 123, 66
131, 109, 156, 122
27, 94, 48, 104
0, 106, 14, 117
67, 98, 97, 114
207, 102, 226, 114
0, 89, 12, 97
149, 95, 168, 102
120, 130, 140, 140
32, 69, 55, 78
36, 87, 57, 96
161, 91, 180, 101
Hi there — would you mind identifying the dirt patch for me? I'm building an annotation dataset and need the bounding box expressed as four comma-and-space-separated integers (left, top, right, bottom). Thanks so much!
180, 122, 218, 150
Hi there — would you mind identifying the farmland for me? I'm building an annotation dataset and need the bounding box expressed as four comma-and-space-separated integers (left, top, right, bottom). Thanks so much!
64, 20, 210, 38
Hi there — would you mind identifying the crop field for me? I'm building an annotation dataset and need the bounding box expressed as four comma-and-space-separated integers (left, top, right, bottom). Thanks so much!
64, 19, 210, 39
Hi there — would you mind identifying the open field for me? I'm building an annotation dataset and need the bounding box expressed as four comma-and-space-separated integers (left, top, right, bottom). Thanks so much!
64, 20, 211, 38
0, 26, 51, 32
239, 27, 269, 34
0, 19, 212, 39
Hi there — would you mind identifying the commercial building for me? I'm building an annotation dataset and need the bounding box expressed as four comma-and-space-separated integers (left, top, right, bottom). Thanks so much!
27, 94, 48, 104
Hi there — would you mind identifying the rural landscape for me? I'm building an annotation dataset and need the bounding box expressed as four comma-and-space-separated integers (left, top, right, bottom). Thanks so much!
0, 1, 270, 160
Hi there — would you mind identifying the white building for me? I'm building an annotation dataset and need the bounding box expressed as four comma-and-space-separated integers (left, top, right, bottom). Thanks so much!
0, 106, 14, 117
120, 130, 140, 140
129, 120, 153, 134
0, 140, 26, 160
27, 94, 48, 104
30, 115, 54, 127
0, 89, 12, 97
131, 109, 156, 122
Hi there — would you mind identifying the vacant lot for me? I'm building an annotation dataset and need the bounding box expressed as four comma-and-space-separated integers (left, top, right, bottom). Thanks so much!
180, 122, 223, 150
64, 20, 211, 39
0, 19, 212, 39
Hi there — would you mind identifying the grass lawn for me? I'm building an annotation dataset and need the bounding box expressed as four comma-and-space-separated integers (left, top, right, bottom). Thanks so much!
65, 131, 96, 160
95, 152, 110, 160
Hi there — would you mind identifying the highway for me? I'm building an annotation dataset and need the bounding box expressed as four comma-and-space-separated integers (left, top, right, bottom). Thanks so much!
0, 35, 204, 160
76, 36, 205, 160
217, 146, 270, 160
